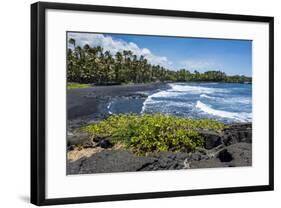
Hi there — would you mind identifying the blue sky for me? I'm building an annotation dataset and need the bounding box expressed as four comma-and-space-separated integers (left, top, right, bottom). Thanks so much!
68, 32, 252, 76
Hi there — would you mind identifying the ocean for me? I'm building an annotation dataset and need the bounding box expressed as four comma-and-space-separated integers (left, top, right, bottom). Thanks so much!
108, 82, 252, 124
141, 82, 252, 123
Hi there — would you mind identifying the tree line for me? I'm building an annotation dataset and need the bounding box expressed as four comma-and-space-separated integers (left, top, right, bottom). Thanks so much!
67, 38, 252, 85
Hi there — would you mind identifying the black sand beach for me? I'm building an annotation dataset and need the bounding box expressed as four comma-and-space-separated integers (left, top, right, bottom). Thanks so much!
67, 82, 169, 129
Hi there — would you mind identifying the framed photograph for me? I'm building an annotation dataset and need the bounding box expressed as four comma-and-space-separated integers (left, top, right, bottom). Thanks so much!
31, 1, 274, 206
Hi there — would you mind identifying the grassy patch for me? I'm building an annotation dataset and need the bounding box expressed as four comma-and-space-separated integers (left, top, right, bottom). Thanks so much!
67, 82, 92, 89
82, 113, 226, 155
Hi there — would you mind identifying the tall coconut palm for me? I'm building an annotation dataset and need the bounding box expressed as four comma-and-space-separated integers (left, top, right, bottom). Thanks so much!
115, 52, 123, 82
104, 51, 114, 83
68, 38, 76, 48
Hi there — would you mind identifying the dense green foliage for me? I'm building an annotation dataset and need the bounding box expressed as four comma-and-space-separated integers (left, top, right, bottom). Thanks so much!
82, 114, 226, 155
67, 38, 252, 84
67, 82, 92, 89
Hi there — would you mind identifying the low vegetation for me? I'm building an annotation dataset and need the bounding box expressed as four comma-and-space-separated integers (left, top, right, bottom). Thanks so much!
67, 38, 252, 84
67, 82, 92, 89
82, 113, 226, 155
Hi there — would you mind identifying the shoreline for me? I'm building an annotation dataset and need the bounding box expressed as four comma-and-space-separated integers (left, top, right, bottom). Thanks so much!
67, 81, 252, 131
67, 82, 170, 129
67, 82, 251, 127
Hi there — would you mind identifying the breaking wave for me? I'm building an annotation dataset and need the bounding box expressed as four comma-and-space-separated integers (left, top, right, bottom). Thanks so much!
168, 83, 228, 94
200, 94, 215, 99
140, 82, 252, 123
195, 101, 251, 122
200, 93, 251, 104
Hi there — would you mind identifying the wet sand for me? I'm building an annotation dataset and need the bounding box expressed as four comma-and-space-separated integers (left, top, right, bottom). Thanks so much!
67, 82, 169, 128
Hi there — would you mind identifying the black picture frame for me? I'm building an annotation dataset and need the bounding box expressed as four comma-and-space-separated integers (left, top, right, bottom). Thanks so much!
31, 1, 274, 206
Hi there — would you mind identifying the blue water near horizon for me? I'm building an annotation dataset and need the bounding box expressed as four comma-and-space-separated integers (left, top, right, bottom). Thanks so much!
140, 82, 252, 123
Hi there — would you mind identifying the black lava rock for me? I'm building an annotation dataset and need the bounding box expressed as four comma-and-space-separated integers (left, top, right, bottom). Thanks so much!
99, 139, 113, 149
217, 149, 233, 162
199, 130, 222, 149
222, 123, 252, 145
67, 123, 252, 174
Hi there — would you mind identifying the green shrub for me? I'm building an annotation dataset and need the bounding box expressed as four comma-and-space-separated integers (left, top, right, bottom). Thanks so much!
82, 113, 226, 155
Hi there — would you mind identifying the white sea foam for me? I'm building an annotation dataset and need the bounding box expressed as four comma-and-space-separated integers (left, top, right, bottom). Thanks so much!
168, 83, 228, 94
142, 83, 229, 114
141, 96, 151, 113
200, 93, 251, 104
200, 94, 215, 99
141, 83, 251, 122
107, 102, 113, 114
141, 90, 180, 113
195, 101, 251, 122
234, 98, 252, 104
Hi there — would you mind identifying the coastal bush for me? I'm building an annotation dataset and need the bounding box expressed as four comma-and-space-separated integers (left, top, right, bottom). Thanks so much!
67, 82, 91, 89
82, 113, 226, 155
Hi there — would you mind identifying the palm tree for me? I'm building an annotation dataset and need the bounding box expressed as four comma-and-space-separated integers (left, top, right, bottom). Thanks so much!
104, 51, 114, 83
115, 52, 123, 82
68, 38, 76, 48
132, 55, 138, 82
83, 44, 90, 53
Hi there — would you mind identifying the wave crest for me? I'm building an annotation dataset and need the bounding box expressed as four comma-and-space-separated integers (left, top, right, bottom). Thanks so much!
196, 101, 251, 122
169, 83, 228, 94
200, 94, 215, 99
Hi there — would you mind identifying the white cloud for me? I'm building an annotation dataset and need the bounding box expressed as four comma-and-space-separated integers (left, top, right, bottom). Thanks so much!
68, 32, 173, 69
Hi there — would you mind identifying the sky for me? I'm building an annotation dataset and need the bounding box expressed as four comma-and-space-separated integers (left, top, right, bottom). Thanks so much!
68, 32, 252, 76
